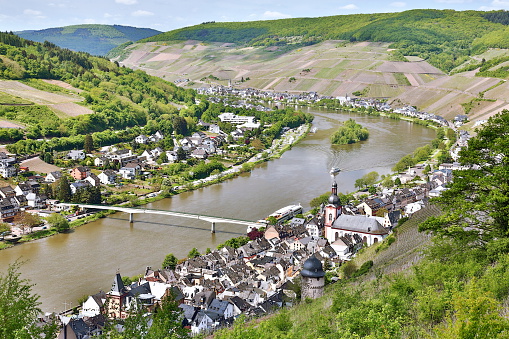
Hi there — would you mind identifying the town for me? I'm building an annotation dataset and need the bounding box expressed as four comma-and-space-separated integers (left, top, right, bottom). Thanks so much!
0, 89, 467, 337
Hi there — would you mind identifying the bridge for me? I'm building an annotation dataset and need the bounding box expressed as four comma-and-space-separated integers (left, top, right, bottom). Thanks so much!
57, 203, 263, 233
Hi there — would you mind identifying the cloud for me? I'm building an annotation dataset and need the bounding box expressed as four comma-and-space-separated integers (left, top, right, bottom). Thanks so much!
492, 0, 509, 6
48, 3, 67, 8
131, 10, 154, 17
24, 9, 43, 16
478, 0, 509, 9
339, 4, 359, 10
390, 2, 406, 7
115, 0, 138, 4
262, 11, 292, 19
23, 9, 46, 19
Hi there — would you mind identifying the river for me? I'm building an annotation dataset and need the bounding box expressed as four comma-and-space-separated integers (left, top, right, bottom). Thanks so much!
0, 108, 435, 312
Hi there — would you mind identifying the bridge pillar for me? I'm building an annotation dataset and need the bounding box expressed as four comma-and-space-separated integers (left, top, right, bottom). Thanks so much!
129, 213, 133, 223
211, 222, 216, 234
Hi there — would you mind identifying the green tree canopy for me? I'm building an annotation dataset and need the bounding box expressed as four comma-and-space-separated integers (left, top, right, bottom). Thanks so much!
0, 262, 58, 339
188, 247, 200, 259
56, 176, 71, 202
330, 119, 369, 145
46, 213, 70, 233
420, 111, 509, 244
162, 253, 178, 270
84, 134, 94, 154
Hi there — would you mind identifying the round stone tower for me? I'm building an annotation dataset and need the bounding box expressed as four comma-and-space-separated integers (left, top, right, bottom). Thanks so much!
301, 255, 325, 299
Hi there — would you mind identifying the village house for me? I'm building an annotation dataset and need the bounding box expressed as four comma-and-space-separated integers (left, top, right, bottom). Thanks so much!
106, 149, 137, 166
94, 156, 109, 168
135, 134, 150, 144
71, 166, 90, 181
119, 162, 141, 179
70, 181, 90, 195
98, 170, 117, 185
0, 159, 16, 178
67, 150, 85, 161
45, 171, 62, 183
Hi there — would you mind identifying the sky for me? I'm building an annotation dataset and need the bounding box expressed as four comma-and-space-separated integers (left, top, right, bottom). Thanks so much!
1, 0, 509, 33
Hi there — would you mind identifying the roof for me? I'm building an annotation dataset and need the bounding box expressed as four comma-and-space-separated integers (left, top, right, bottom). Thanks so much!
331, 214, 388, 235
301, 255, 325, 278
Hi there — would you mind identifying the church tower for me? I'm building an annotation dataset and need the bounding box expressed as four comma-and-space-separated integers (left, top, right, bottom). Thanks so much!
324, 181, 341, 229
301, 255, 325, 299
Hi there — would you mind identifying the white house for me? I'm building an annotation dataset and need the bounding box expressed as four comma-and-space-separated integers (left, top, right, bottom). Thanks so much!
67, 150, 85, 161
26, 193, 46, 209
0, 160, 16, 178
150, 131, 164, 142
45, 171, 62, 183
119, 163, 141, 179
98, 170, 117, 185
70, 181, 89, 195
135, 134, 149, 144
81, 291, 106, 317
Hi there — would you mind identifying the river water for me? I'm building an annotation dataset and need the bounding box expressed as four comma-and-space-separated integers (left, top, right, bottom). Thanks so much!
0, 108, 435, 312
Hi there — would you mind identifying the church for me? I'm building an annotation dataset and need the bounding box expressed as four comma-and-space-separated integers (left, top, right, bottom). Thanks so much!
322, 180, 389, 252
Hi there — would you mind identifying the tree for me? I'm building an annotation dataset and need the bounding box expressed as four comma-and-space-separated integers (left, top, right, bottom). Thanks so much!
176, 147, 186, 162
84, 134, 94, 154
56, 176, 71, 202
15, 212, 42, 233
420, 111, 509, 244
188, 247, 200, 258
0, 262, 58, 339
157, 151, 168, 165
145, 293, 191, 339
162, 253, 178, 270
266, 216, 278, 225
250, 138, 264, 150
0, 223, 9, 234
46, 213, 70, 233
173, 116, 188, 136
433, 279, 509, 338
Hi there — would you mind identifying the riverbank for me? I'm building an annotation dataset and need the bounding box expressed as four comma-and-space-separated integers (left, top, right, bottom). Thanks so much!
0, 123, 311, 250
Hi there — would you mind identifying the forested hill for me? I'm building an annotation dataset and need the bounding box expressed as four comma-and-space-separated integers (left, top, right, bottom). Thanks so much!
15, 24, 161, 56
0, 31, 196, 148
139, 9, 509, 72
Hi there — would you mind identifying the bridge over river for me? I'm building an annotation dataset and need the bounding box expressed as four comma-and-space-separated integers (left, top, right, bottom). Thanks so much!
58, 203, 263, 233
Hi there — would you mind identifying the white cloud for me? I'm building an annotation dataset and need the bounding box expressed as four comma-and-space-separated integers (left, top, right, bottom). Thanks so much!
24, 9, 43, 16
131, 10, 154, 17
477, 0, 509, 9
48, 3, 67, 8
262, 11, 292, 19
492, 0, 509, 6
339, 4, 359, 10
115, 0, 138, 4
390, 2, 406, 7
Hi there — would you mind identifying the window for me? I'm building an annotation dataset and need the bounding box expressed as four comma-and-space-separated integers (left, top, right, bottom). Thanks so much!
329, 213, 333, 221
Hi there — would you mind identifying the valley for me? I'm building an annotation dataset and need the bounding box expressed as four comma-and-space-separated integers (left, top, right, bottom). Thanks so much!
116, 39, 509, 126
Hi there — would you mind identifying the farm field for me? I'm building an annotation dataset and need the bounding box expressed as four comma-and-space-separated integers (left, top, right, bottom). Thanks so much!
116, 40, 509, 122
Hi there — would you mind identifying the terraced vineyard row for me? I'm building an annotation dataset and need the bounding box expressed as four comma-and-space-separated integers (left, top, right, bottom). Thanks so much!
354, 205, 442, 280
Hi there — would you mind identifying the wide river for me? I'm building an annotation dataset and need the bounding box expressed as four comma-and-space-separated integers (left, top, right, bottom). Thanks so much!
0, 108, 435, 312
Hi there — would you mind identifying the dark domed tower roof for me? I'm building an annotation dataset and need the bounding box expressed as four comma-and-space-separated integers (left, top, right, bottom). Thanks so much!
301, 255, 325, 278
328, 181, 341, 206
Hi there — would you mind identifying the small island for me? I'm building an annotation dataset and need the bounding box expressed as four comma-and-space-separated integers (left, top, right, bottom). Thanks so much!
330, 118, 369, 144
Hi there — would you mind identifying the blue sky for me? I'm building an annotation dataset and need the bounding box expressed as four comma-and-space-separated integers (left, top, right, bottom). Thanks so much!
1, 0, 508, 32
